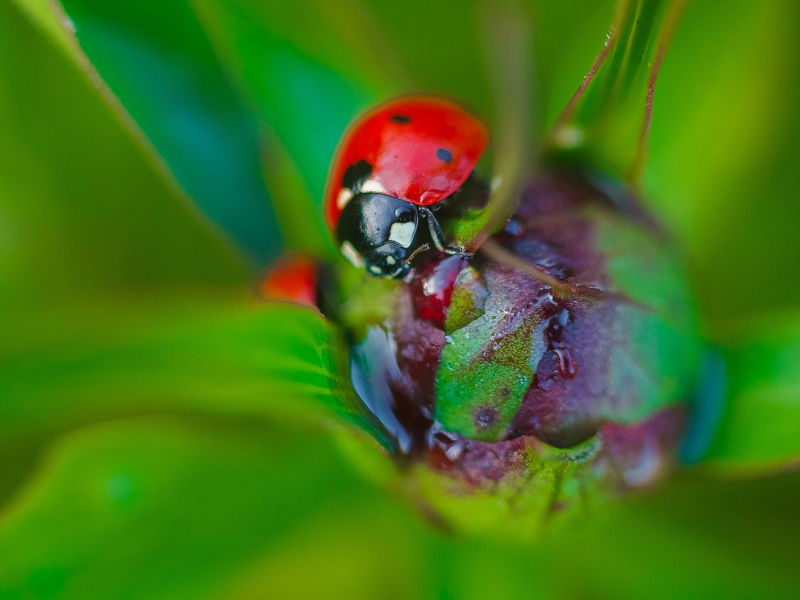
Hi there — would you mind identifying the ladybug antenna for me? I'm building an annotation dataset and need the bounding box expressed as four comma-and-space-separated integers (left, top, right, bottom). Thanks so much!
406, 243, 431, 264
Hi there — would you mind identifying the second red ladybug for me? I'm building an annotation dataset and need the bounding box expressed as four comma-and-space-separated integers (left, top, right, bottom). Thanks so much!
324, 96, 489, 279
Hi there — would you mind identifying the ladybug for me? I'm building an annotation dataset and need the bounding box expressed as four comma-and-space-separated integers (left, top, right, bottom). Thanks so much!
325, 96, 490, 279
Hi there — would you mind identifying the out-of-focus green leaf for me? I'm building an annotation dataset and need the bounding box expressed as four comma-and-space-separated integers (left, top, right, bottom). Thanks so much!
647, 0, 800, 323
362, 0, 617, 143
3, 1, 800, 596
0, 1, 247, 306
191, 0, 398, 238
259, 131, 335, 257
0, 417, 402, 600
9, 0, 76, 58
401, 473, 800, 599
0, 295, 391, 472
15, 0, 628, 259
700, 314, 800, 475
48, 0, 283, 265
545, 472, 800, 599
531, 0, 617, 120
4, 417, 800, 599
216, 496, 423, 600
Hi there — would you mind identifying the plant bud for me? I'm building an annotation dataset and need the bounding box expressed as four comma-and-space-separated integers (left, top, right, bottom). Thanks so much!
323, 172, 701, 537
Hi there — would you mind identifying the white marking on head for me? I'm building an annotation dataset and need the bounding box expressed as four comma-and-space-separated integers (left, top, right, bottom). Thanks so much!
336, 188, 353, 209
385, 255, 396, 265
369, 265, 382, 275
388, 221, 416, 248
340, 241, 363, 268
360, 179, 387, 195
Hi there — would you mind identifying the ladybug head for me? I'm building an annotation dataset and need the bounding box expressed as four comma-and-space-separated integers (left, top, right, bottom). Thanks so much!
336, 193, 422, 279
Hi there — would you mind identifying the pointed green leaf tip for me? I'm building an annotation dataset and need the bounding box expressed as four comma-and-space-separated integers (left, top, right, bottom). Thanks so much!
547, 0, 685, 181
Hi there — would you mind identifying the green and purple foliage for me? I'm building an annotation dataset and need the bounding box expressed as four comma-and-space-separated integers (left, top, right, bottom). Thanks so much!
328, 170, 702, 537
2, 0, 800, 598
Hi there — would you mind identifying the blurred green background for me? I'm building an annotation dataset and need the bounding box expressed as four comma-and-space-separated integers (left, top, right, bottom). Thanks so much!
1, 0, 800, 598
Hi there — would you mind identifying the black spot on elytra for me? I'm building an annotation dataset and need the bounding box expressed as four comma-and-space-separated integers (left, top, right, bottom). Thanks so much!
341, 160, 373, 191
436, 148, 452, 163
391, 114, 411, 123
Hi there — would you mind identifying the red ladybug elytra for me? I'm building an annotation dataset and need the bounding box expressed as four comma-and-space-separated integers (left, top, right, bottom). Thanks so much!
324, 96, 489, 278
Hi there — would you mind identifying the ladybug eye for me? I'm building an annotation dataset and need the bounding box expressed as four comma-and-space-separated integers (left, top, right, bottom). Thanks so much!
394, 207, 414, 220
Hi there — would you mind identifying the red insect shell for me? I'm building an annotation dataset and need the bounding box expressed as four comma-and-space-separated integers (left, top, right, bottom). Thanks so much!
324, 96, 490, 229
257, 254, 319, 309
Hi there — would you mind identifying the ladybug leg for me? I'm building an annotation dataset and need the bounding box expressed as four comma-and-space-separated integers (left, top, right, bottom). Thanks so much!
419, 207, 471, 257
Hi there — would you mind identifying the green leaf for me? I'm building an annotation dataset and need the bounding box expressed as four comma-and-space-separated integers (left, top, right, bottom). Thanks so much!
51, 0, 283, 265
259, 131, 335, 258
9, 0, 77, 59
4, 417, 800, 599
545, 0, 684, 179
0, 294, 389, 460
0, 290, 393, 505
190, 0, 398, 244
646, 0, 800, 322
701, 314, 800, 475
0, 417, 394, 600
0, 0, 248, 306
4, 1, 800, 596
543, 472, 800, 598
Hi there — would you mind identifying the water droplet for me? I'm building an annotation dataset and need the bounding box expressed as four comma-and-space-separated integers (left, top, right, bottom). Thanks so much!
554, 347, 578, 378
544, 308, 578, 379
445, 443, 464, 461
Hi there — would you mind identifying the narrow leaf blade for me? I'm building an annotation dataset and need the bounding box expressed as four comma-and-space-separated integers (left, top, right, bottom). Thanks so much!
58, 0, 284, 264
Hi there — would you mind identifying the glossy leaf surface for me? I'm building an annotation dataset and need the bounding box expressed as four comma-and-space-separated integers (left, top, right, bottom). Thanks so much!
0, 0, 248, 307
0, 293, 394, 503
1, 296, 357, 427
57, 0, 283, 265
